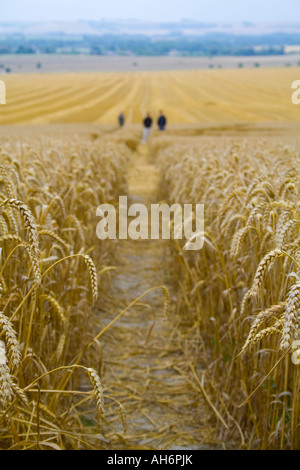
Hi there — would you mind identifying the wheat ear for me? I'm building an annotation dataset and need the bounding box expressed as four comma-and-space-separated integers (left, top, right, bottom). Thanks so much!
280, 282, 300, 350
0, 198, 41, 283
250, 249, 284, 298
87, 368, 104, 418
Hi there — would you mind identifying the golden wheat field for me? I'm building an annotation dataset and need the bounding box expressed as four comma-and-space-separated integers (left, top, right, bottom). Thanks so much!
1, 65, 300, 450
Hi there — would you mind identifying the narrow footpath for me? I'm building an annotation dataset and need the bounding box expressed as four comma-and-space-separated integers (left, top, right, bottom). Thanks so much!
98, 143, 209, 450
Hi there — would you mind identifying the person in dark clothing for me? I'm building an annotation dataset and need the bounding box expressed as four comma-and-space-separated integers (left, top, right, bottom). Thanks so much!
142, 113, 153, 143
157, 110, 167, 131
118, 111, 125, 127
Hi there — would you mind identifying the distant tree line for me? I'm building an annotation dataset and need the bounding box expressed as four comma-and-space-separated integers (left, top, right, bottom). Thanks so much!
0, 32, 299, 56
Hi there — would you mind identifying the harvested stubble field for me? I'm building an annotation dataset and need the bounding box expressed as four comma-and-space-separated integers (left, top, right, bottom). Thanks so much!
1, 67, 300, 450
1, 67, 299, 125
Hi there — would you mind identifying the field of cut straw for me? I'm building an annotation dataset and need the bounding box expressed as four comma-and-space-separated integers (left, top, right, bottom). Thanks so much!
0, 66, 300, 450
1, 67, 299, 125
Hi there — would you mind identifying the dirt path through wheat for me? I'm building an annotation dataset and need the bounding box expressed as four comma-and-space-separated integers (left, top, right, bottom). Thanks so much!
98, 141, 210, 450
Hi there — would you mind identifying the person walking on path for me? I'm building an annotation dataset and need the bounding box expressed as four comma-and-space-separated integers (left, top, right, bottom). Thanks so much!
157, 110, 167, 131
142, 113, 153, 143
118, 111, 125, 127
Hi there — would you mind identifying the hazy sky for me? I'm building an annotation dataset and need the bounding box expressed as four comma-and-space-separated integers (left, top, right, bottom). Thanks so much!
2, 0, 300, 22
